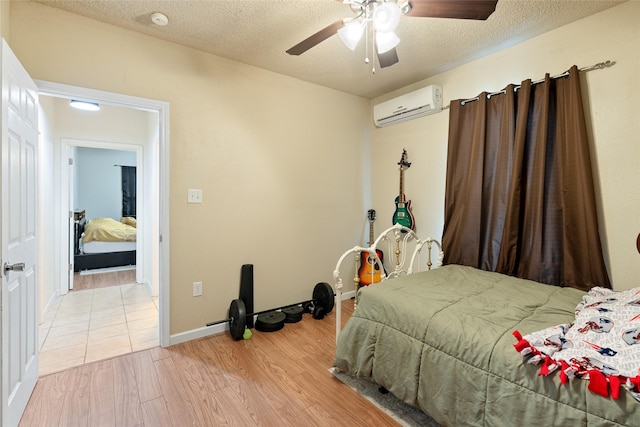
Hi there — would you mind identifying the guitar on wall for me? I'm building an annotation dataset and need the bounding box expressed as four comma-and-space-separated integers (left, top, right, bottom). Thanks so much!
392, 149, 416, 231
358, 209, 385, 286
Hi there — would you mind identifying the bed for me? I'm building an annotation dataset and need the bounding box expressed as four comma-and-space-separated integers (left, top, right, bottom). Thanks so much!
74, 216, 137, 272
332, 224, 639, 426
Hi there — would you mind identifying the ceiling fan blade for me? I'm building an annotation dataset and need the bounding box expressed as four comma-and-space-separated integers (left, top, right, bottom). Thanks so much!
406, 0, 498, 20
377, 48, 399, 68
286, 19, 345, 56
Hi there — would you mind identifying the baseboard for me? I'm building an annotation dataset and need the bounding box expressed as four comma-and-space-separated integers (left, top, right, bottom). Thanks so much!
40, 289, 60, 323
168, 290, 355, 346
170, 324, 224, 345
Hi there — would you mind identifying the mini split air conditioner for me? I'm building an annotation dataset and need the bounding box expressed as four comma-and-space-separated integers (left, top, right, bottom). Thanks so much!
373, 85, 443, 127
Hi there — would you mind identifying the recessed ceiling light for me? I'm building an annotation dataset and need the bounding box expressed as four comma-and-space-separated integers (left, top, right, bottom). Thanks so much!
151, 12, 169, 26
69, 100, 100, 111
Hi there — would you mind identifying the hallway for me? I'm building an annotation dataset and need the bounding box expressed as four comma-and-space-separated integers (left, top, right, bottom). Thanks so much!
38, 277, 158, 376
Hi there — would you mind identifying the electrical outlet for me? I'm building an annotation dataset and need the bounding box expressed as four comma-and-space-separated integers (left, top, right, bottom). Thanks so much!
193, 281, 203, 297
187, 189, 203, 204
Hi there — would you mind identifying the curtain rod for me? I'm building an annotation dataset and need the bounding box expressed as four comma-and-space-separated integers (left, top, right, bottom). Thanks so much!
444, 60, 615, 109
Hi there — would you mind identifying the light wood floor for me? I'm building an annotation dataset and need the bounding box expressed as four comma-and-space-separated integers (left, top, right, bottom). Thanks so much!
20, 299, 401, 426
72, 268, 137, 291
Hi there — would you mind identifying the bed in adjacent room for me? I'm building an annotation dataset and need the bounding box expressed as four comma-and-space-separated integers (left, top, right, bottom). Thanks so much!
74, 216, 137, 272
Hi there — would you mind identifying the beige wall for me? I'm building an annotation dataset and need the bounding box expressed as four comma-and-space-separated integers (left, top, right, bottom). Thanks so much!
371, 1, 640, 291
10, 1, 370, 335
0, 0, 9, 41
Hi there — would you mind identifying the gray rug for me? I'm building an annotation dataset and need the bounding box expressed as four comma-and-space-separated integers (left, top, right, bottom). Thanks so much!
329, 368, 441, 427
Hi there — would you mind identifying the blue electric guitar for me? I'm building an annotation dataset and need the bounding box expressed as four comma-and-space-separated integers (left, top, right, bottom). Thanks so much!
392, 149, 415, 230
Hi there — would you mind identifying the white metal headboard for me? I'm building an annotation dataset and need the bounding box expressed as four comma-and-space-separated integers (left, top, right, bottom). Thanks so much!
332, 223, 443, 343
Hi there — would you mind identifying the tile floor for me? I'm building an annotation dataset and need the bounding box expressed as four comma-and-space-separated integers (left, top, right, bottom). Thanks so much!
38, 283, 159, 376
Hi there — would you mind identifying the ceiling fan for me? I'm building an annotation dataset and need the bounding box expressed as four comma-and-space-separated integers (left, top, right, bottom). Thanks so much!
286, 0, 498, 71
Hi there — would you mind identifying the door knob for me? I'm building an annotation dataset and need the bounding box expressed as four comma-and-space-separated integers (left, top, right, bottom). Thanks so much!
4, 262, 25, 275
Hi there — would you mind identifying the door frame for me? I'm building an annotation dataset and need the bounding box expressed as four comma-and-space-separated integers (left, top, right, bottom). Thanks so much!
36, 80, 170, 347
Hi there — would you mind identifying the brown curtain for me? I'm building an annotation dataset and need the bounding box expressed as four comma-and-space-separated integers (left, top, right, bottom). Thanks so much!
442, 66, 610, 291
121, 166, 136, 218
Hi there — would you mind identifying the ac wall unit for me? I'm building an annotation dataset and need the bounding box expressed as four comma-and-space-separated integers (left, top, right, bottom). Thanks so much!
373, 85, 443, 127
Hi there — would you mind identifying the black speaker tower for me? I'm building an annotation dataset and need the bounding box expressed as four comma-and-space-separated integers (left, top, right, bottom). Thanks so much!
239, 264, 254, 329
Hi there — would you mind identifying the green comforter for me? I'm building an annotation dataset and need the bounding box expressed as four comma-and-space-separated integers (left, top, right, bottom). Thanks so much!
333, 265, 638, 426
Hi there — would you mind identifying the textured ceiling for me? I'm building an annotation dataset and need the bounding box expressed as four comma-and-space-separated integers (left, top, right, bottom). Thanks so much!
30, 0, 625, 99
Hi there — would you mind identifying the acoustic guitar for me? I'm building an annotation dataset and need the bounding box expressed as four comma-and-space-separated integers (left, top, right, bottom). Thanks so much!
392, 149, 415, 230
358, 209, 384, 286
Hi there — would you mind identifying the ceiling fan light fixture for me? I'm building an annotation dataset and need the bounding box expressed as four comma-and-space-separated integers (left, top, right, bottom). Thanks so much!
398, 1, 412, 15
338, 20, 365, 51
374, 2, 401, 33
376, 30, 400, 54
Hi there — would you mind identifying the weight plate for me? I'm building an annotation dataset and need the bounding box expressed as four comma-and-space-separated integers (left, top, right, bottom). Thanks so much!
313, 282, 334, 315
255, 311, 286, 332
229, 299, 247, 341
282, 305, 304, 323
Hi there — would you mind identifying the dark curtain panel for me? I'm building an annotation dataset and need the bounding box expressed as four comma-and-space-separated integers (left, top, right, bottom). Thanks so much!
121, 166, 136, 218
442, 66, 610, 291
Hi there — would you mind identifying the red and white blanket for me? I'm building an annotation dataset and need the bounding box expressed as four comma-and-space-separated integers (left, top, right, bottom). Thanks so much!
514, 286, 640, 401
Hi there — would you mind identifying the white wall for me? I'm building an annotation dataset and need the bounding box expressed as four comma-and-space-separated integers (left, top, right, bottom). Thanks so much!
75, 147, 136, 220
146, 111, 160, 295
371, 1, 640, 291
37, 96, 57, 317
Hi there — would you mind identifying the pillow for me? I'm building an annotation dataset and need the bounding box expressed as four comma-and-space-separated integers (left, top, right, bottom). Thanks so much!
121, 216, 137, 228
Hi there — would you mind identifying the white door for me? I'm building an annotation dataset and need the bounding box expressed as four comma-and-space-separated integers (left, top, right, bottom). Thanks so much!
1, 39, 39, 427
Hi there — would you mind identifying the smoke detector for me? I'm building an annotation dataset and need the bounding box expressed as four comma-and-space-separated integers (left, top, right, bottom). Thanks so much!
151, 12, 169, 26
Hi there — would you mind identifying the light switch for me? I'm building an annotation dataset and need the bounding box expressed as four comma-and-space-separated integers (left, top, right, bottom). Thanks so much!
187, 189, 203, 204
193, 281, 203, 296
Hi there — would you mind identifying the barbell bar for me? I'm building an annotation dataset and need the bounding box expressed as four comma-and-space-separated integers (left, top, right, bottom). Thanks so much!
206, 282, 335, 340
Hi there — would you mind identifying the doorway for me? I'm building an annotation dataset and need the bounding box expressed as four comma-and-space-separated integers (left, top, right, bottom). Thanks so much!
64, 140, 142, 291
35, 81, 170, 374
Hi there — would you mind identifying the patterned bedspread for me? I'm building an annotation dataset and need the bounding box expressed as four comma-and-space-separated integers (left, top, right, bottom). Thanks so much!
514, 286, 640, 401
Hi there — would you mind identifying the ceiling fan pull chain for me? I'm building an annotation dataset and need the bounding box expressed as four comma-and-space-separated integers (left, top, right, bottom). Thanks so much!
364, 33, 370, 64
371, 33, 376, 74
364, 5, 370, 65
